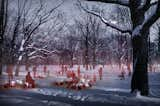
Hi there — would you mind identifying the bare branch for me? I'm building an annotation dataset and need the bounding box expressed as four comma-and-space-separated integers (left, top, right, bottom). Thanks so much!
78, 1, 132, 34
142, 0, 160, 32
26, 46, 60, 56
86, 0, 129, 7
24, 0, 64, 44
142, 0, 158, 12
29, 55, 46, 60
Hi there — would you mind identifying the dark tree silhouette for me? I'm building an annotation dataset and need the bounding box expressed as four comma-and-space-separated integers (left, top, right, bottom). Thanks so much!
0, 0, 8, 75
84, 0, 160, 96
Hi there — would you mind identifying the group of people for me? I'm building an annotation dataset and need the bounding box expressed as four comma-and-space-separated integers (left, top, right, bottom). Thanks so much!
5, 65, 49, 88
24, 65, 49, 88
57, 65, 103, 82
54, 65, 104, 90
5, 64, 104, 88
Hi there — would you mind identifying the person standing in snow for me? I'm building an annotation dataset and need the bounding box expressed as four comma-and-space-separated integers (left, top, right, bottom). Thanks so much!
64, 65, 68, 72
25, 72, 35, 88
43, 65, 47, 75
77, 66, 80, 78
93, 73, 97, 83
61, 65, 64, 75
89, 65, 92, 70
127, 63, 131, 76
119, 70, 125, 80
98, 67, 103, 80
25, 64, 29, 72
71, 70, 76, 79
6, 65, 13, 85
33, 65, 37, 78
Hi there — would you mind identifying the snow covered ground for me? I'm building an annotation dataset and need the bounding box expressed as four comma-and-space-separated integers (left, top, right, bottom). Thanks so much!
0, 65, 160, 106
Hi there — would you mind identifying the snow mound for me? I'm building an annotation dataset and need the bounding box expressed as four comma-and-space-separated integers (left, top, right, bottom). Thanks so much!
47, 101, 71, 106
136, 91, 160, 103
29, 87, 160, 105
30, 88, 89, 101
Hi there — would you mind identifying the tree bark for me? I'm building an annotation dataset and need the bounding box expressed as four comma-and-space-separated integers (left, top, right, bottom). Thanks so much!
131, 30, 149, 95
0, 0, 8, 75
130, 0, 149, 96
158, 27, 160, 57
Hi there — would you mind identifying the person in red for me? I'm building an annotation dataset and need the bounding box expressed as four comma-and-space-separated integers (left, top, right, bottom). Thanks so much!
127, 63, 131, 76
89, 65, 92, 70
77, 66, 80, 78
86, 64, 88, 70
120, 70, 125, 80
33, 65, 37, 78
43, 65, 47, 75
25, 72, 35, 88
6, 65, 13, 85
98, 67, 103, 80
64, 65, 68, 72
61, 65, 64, 75
25, 64, 29, 72
93, 73, 97, 83
71, 71, 76, 79
66, 70, 71, 78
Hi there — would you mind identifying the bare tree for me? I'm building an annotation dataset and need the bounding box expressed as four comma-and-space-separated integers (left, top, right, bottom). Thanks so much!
16, 0, 64, 64
151, 21, 160, 62
0, 0, 8, 75
80, 0, 160, 96
75, 16, 91, 69
75, 13, 106, 69
66, 31, 79, 67
1, 0, 64, 76
25, 11, 66, 62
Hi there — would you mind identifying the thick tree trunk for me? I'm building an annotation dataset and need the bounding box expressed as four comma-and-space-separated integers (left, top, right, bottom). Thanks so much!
131, 30, 149, 95
158, 27, 160, 57
0, 0, 5, 75
130, 0, 149, 96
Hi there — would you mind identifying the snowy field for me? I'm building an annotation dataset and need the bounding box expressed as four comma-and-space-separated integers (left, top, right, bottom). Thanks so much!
0, 65, 160, 106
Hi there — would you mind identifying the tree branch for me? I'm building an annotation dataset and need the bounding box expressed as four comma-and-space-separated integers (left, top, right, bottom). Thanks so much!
86, 0, 129, 7
142, 0, 158, 12
142, 1, 160, 31
26, 46, 60, 56
78, 1, 132, 35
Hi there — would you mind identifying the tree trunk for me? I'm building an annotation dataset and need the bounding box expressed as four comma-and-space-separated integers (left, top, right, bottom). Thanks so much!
15, 65, 20, 76
70, 53, 74, 68
92, 47, 96, 69
0, 0, 7, 75
84, 36, 89, 69
131, 30, 149, 95
158, 27, 160, 57
130, 0, 149, 96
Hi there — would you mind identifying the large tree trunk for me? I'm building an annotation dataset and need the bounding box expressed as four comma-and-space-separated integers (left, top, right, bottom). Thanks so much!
130, 0, 149, 95
0, 0, 8, 75
131, 30, 149, 95
158, 27, 160, 57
